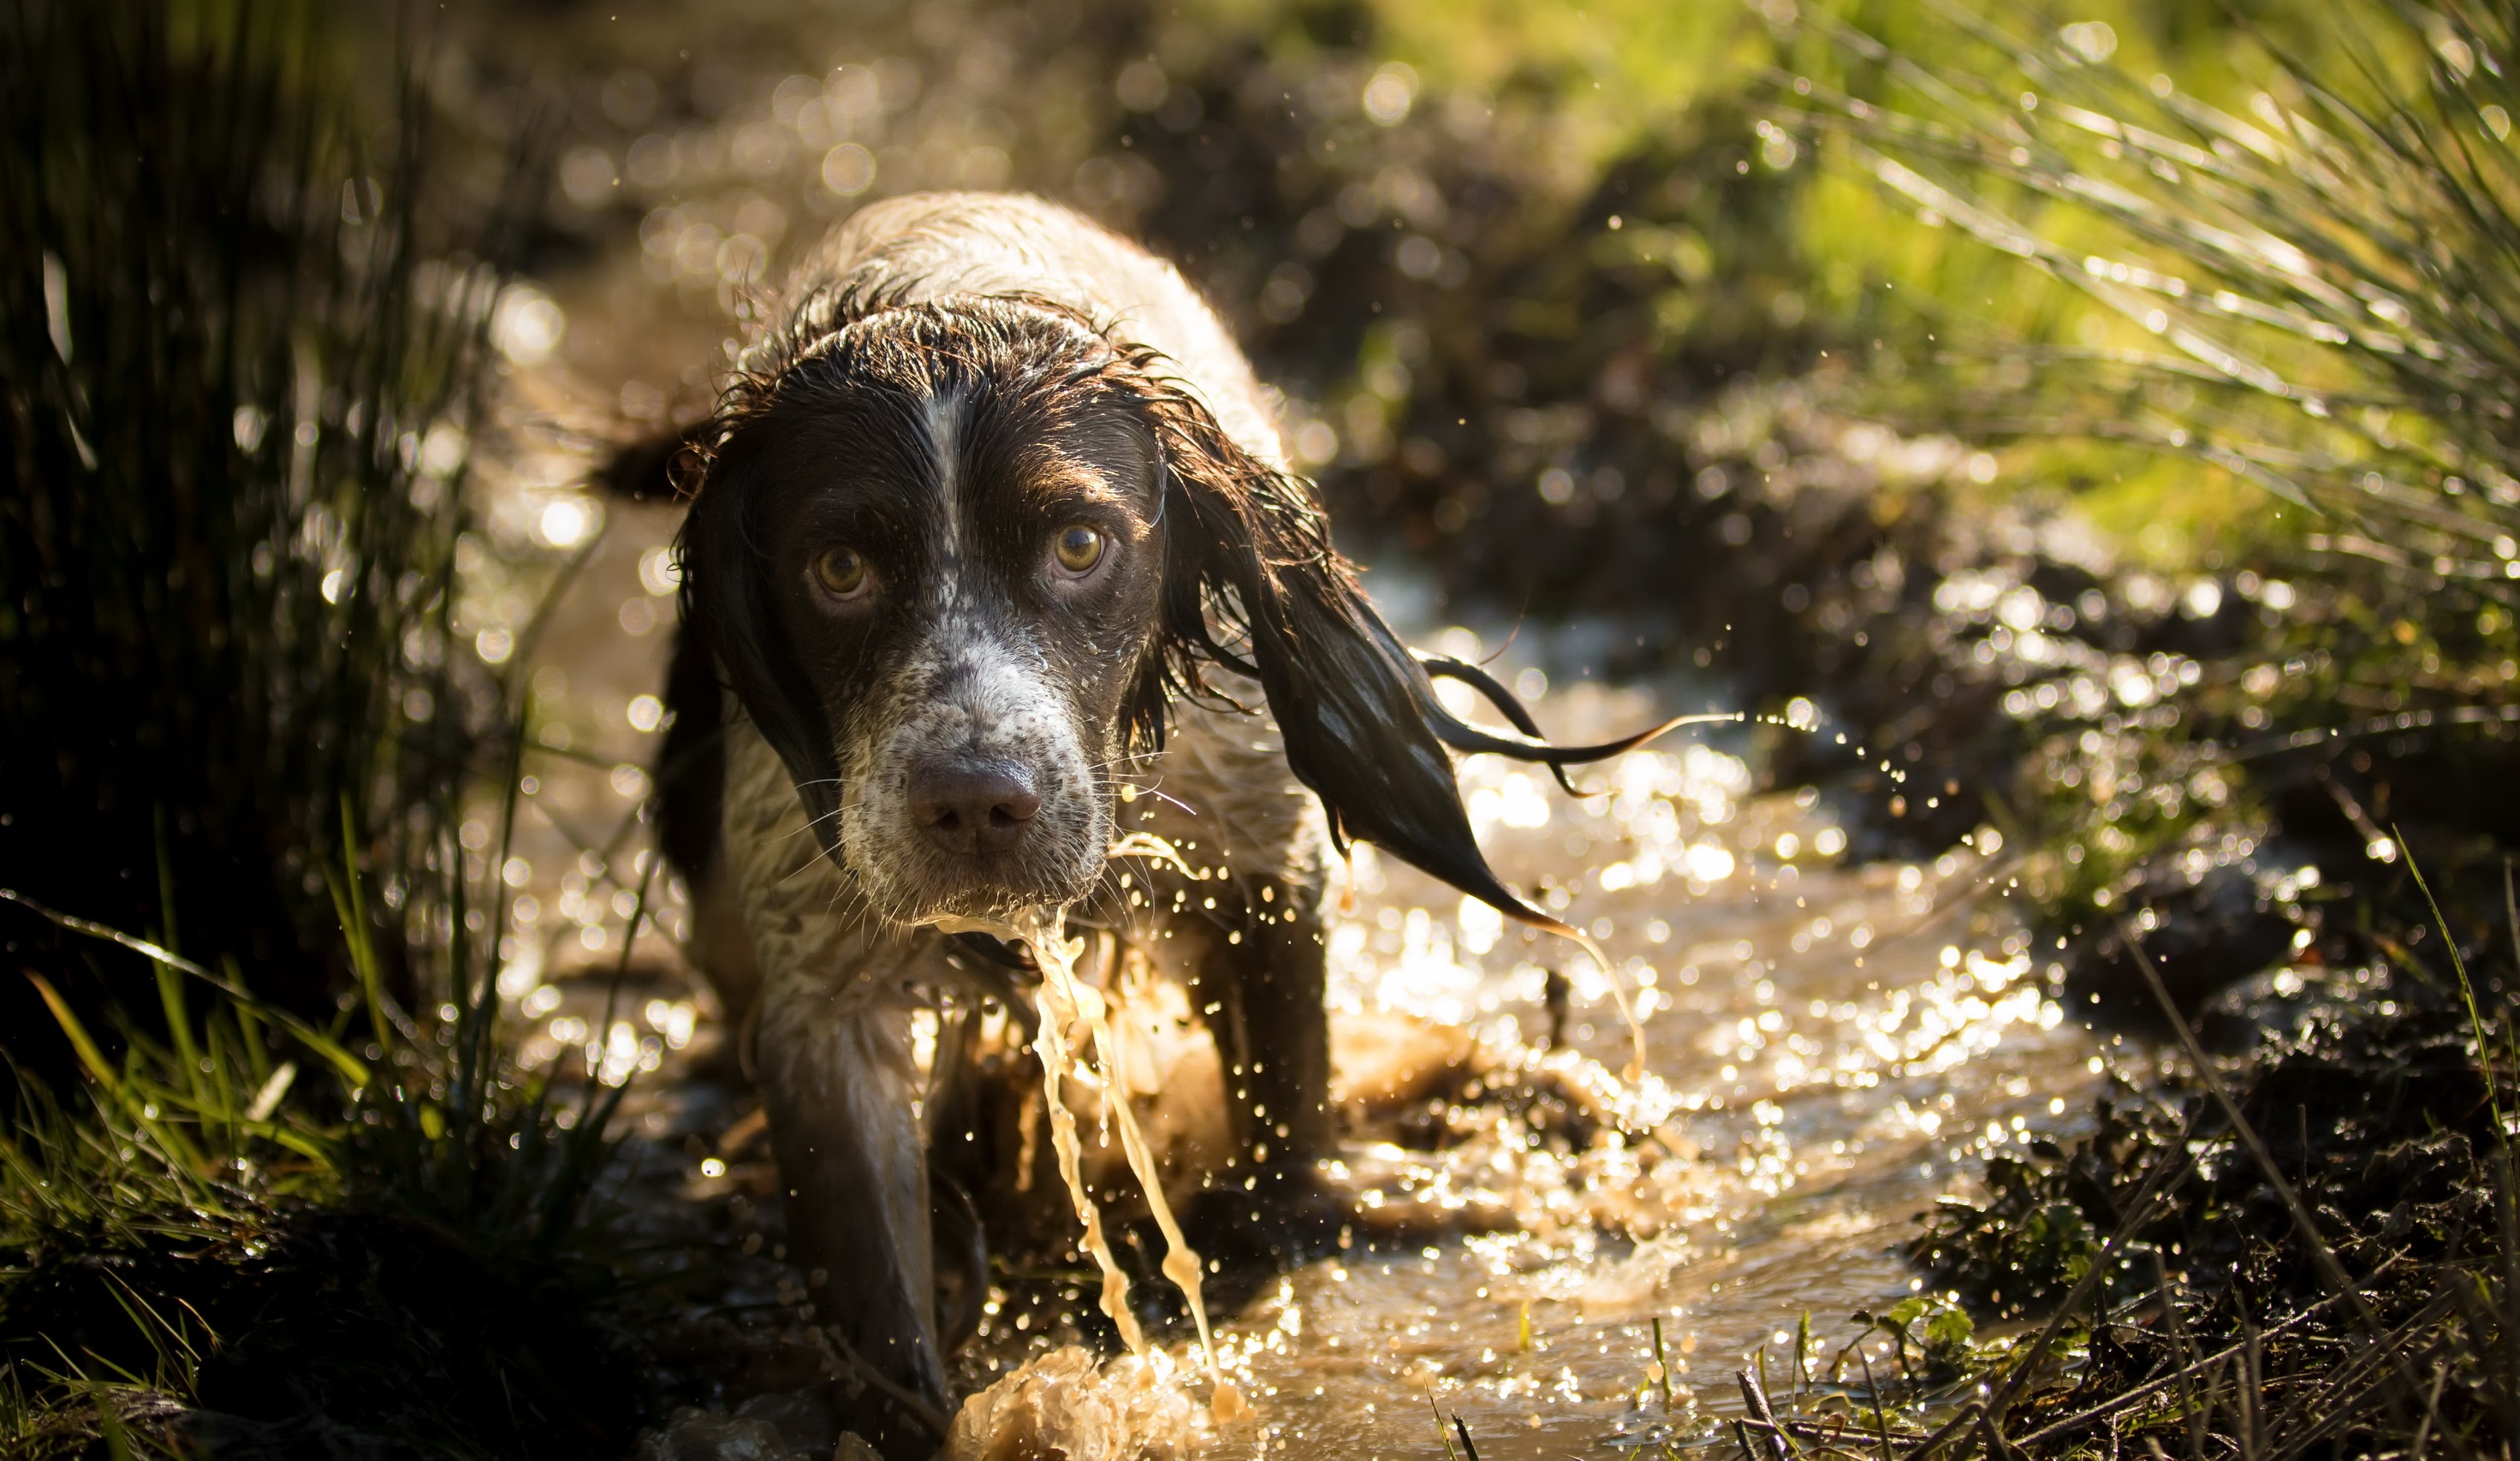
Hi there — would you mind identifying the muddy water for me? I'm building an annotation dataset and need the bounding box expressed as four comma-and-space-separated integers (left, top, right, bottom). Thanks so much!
945, 672, 2100, 1458
482, 485, 2101, 1456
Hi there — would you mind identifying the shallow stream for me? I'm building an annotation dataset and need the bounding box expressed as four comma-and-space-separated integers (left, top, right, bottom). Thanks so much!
1019, 680, 2103, 1459
485, 505, 2104, 1456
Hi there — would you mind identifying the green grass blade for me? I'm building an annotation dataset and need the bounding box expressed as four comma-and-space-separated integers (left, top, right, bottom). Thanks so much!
2402, 830, 2506, 1136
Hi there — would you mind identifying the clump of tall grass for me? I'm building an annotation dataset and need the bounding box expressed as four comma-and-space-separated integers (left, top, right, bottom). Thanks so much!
1782, 2, 2520, 577
0, 4, 650, 1454
1756, 3, 2520, 997
0, 0, 515, 1048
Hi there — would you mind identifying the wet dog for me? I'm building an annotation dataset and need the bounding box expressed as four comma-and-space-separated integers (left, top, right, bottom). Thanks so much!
633, 193, 1653, 1451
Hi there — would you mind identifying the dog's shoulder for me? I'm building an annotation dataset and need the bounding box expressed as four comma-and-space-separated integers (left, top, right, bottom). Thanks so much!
780, 192, 1285, 468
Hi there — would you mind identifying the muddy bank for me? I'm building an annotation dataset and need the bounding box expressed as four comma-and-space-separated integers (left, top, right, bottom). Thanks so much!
1905, 981, 2514, 1457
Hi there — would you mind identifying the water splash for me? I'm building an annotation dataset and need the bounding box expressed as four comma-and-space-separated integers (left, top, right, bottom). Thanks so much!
944, 1346, 1204, 1461
929, 894, 1246, 1451
1007, 905, 1227, 1391
1005, 904, 1147, 1358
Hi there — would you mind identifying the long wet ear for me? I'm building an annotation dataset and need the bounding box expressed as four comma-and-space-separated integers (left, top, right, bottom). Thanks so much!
676, 424, 847, 859
1133, 378, 1564, 928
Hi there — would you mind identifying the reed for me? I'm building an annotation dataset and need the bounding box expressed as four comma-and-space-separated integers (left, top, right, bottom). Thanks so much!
0, 0, 510, 1050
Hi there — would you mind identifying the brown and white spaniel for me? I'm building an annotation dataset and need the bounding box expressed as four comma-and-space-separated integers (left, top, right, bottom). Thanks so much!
633, 193, 1655, 1452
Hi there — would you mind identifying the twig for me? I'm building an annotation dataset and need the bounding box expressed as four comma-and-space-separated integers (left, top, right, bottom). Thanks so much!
1431, 1395, 1461, 1461
2239, 1304, 2263, 1461
1748, 1428, 1874, 1461
2406, 1362, 2451, 1461
1739, 1369, 1795, 1461
2012, 1279, 2384, 1449
2154, 1255, 2202, 1461
1857, 1348, 1897, 1461
2404, 834, 2506, 1135
1901, 1401, 1984, 1461
1783, 1416, 1935, 1444
2265, 1330, 2458, 1461
1977, 1409, 2025, 1461
2259, 1287, 2461, 1461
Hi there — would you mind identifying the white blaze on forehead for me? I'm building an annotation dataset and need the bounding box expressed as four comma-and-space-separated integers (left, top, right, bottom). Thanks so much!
829, 380, 1115, 921
924, 389, 965, 556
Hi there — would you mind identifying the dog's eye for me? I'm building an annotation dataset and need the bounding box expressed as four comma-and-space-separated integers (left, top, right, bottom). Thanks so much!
811, 545, 870, 599
1051, 525, 1105, 576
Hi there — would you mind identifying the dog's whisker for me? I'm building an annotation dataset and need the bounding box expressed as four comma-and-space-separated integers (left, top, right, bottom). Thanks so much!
776, 839, 843, 888
774, 807, 846, 846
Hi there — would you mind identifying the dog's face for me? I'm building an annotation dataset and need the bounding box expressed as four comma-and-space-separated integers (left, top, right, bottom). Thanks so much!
685, 293, 1584, 939
708, 307, 1168, 925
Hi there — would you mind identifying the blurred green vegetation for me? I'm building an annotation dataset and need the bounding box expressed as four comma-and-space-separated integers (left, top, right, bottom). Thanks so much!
1114, 0, 2439, 572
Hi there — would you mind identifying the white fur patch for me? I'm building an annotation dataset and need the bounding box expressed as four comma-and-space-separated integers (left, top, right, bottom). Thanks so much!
925, 390, 965, 555
838, 603, 1108, 926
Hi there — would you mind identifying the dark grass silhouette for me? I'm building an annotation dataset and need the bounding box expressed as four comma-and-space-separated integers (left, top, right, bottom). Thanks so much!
0, 0, 511, 1078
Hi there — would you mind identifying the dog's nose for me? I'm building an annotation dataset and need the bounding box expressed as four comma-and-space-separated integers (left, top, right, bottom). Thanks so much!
907, 758, 1040, 856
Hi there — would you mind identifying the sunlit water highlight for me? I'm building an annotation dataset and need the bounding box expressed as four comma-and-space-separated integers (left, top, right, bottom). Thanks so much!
935, 683, 2101, 1459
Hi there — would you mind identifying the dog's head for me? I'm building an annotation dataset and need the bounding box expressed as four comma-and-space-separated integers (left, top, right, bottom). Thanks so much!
678, 292, 1604, 929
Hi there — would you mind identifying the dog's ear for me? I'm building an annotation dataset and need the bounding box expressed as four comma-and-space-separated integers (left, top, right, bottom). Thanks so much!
1135, 378, 1691, 929
1136, 383, 1564, 928
675, 429, 847, 859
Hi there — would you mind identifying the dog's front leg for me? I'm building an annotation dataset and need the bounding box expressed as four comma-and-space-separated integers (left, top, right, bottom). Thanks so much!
756, 971, 947, 1436
1171, 875, 1339, 1259
723, 716, 949, 1452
